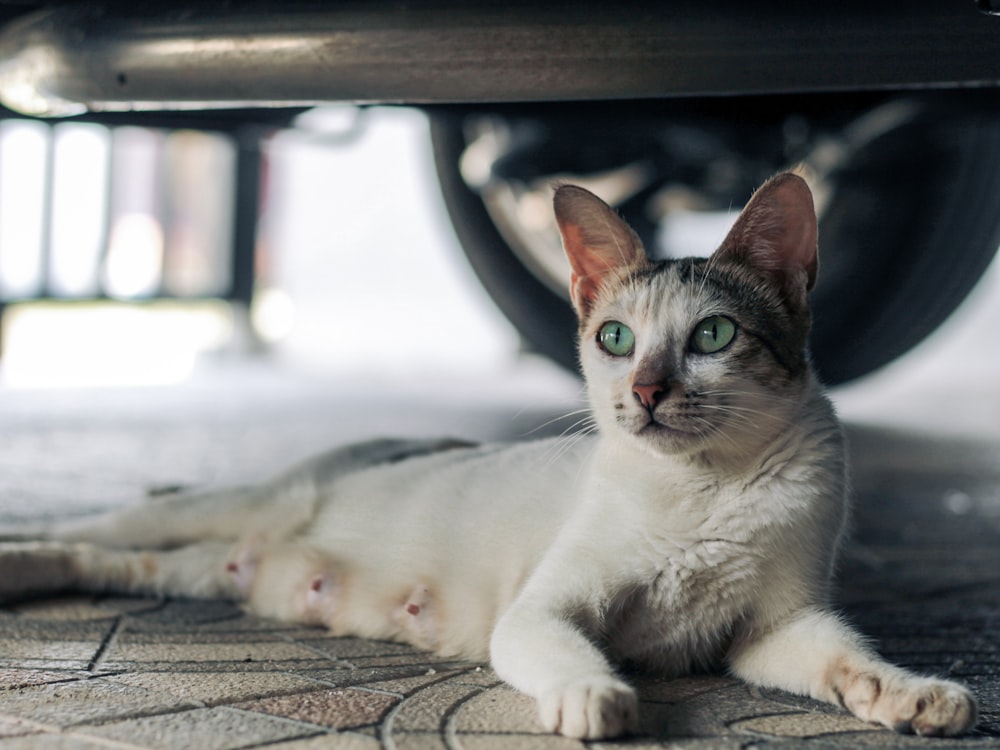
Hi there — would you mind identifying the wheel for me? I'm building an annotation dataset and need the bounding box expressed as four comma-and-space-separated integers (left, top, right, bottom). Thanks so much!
429, 95, 1000, 385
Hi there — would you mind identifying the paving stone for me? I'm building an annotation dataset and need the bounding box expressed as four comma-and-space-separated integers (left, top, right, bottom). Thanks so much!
120, 599, 249, 629
103, 640, 322, 664
362, 668, 480, 696
450, 684, 542, 734
79, 705, 322, 749
634, 683, 794, 739
635, 675, 741, 703
241, 687, 400, 730
751, 687, 846, 717
0, 638, 99, 671
299, 664, 472, 691
390, 733, 450, 750
0, 617, 114, 643
0, 667, 83, 690
454, 735, 584, 750
93, 596, 170, 616
0, 735, 113, 749
0, 716, 38, 738
593, 739, 743, 750
451, 667, 504, 689
297, 637, 424, 660
103, 658, 337, 674
387, 681, 487, 733
729, 711, 880, 738
0, 677, 193, 728
103, 669, 327, 706
266, 733, 383, 749
346, 654, 471, 671
756, 733, 995, 749
0, 658, 94, 671
115, 629, 291, 645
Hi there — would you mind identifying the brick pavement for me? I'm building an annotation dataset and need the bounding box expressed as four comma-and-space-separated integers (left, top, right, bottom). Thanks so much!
0, 593, 982, 749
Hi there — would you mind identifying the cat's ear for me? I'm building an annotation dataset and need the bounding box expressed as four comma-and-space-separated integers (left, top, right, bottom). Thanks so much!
715, 172, 818, 302
553, 185, 649, 316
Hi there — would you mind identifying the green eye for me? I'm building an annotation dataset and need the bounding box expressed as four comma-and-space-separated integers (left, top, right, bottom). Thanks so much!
691, 316, 736, 354
598, 321, 635, 357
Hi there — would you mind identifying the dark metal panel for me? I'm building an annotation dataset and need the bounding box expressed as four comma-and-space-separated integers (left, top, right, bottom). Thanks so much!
0, 2, 999, 116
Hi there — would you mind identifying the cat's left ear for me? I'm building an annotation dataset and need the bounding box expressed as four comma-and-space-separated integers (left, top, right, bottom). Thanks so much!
553, 185, 650, 317
716, 172, 818, 302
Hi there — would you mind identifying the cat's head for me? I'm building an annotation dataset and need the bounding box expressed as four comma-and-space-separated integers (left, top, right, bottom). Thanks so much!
554, 173, 819, 461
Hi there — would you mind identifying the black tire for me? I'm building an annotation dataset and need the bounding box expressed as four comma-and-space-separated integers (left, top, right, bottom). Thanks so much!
808, 106, 1000, 383
430, 112, 580, 372
429, 100, 1000, 385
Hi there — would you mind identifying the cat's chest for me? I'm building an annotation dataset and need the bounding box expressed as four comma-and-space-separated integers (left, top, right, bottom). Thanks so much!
602, 537, 760, 672
592, 478, 776, 672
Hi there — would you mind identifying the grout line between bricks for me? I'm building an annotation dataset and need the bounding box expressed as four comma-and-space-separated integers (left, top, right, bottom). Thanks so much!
87, 615, 125, 673
442, 685, 488, 750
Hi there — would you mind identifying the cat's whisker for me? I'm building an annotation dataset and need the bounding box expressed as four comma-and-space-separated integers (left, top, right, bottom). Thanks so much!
689, 415, 740, 451
522, 408, 595, 438
537, 423, 598, 469
695, 411, 758, 433
556, 414, 599, 438
535, 413, 599, 456
697, 404, 790, 426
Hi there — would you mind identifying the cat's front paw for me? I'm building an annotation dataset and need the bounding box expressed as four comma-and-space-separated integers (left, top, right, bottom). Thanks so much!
880, 678, 977, 737
538, 676, 638, 739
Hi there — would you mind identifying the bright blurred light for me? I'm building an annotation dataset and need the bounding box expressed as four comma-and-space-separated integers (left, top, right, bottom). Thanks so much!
0, 302, 233, 388
0, 107, 522, 388
104, 213, 165, 298
0, 120, 48, 298
48, 123, 111, 296
656, 209, 739, 259
265, 107, 521, 376
252, 287, 296, 343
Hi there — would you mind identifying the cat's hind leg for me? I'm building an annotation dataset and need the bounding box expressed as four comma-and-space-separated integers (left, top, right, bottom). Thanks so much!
727, 607, 976, 736
32, 479, 318, 550
0, 540, 240, 603
5, 437, 475, 550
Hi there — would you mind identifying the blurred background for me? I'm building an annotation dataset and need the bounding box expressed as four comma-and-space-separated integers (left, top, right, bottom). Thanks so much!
0, 106, 520, 387
0, 104, 998, 438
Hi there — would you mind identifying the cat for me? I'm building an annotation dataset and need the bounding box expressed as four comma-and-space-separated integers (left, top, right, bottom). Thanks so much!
0, 174, 976, 740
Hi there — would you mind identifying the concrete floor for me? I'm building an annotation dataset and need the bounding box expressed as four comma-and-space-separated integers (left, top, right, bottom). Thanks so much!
0, 354, 998, 749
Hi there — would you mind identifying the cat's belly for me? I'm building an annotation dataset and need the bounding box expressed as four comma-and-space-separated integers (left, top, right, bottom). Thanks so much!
305, 436, 595, 657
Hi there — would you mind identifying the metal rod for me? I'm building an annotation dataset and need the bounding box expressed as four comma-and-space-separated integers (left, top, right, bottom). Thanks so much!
1, 2, 1000, 117
229, 128, 262, 309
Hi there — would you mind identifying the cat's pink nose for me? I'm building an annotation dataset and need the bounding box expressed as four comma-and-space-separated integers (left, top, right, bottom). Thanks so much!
632, 383, 664, 410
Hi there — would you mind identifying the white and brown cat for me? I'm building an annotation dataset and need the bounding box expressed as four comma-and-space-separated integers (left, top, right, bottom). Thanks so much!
0, 174, 976, 739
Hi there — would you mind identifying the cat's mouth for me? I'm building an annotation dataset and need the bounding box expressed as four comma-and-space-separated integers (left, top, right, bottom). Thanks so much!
618, 407, 705, 450
637, 416, 699, 440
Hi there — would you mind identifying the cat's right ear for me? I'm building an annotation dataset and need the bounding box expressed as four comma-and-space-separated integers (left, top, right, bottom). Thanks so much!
553, 185, 648, 317
715, 172, 818, 304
